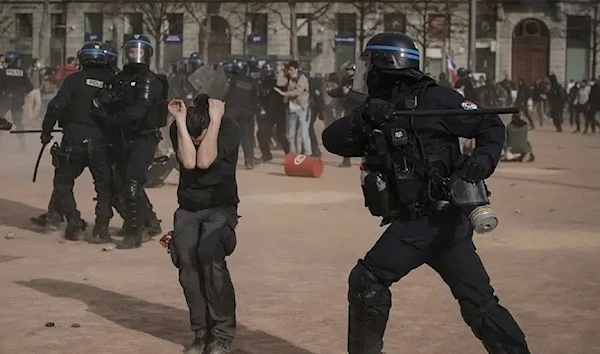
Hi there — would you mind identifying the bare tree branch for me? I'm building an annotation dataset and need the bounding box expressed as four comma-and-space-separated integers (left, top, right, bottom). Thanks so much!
0, 3, 15, 38
226, 2, 270, 55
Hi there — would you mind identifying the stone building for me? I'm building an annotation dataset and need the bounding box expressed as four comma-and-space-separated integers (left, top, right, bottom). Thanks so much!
0, 0, 598, 85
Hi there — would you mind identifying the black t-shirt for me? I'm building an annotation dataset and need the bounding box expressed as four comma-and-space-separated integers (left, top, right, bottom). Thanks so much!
169, 117, 240, 211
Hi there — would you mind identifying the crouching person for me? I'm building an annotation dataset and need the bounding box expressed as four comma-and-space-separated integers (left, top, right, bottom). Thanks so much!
167, 94, 241, 354
502, 113, 535, 162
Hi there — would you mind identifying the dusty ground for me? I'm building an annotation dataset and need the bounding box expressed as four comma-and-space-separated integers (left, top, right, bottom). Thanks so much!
0, 120, 599, 354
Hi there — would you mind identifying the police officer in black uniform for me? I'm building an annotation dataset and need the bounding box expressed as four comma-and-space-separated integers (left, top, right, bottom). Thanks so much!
455, 67, 480, 103
328, 62, 366, 167
31, 43, 121, 233
224, 60, 259, 169
40, 42, 115, 242
92, 34, 168, 249
0, 51, 33, 151
256, 62, 289, 161
322, 32, 530, 354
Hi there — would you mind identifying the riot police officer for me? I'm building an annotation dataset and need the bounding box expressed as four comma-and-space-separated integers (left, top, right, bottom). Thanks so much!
103, 43, 121, 73
257, 61, 289, 161
187, 52, 204, 73
455, 67, 480, 102
322, 32, 530, 354
224, 60, 259, 169
92, 34, 168, 249
40, 42, 115, 242
0, 51, 33, 151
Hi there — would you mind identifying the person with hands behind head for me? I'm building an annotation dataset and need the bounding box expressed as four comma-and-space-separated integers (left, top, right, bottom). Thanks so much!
167, 94, 240, 354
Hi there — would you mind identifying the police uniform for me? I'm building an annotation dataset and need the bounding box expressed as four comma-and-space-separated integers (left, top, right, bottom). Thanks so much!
257, 62, 290, 161
40, 43, 115, 242
92, 35, 168, 249
0, 51, 33, 151
322, 32, 530, 354
224, 61, 259, 169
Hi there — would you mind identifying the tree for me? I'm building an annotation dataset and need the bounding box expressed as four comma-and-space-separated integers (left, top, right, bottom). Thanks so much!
0, 3, 14, 38
316, 0, 383, 54
268, 1, 332, 60
226, 2, 269, 55
125, 0, 184, 69
589, 0, 599, 78
182, 1, 211, 60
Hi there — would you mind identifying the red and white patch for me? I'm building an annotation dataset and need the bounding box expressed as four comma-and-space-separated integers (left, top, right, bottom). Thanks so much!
460, 100, 478, 110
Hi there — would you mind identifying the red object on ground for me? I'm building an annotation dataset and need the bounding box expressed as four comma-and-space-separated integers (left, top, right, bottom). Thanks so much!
283, 153, 324, 178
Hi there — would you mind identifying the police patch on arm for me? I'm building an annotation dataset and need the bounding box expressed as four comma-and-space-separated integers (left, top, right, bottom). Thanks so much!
85, 79, 104, 88
5, 68, 23, 77
460, 100, 478, 110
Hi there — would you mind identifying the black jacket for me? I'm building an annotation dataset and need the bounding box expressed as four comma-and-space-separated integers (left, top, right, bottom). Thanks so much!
322, 82, 505, 179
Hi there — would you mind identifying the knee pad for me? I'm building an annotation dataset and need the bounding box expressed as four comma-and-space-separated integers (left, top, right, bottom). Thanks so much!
122, 180, 141, 203
348, 261, 391, 324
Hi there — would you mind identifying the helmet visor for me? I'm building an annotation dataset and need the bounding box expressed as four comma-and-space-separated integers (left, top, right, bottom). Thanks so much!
352, 51, 372, 95
123, 41, 151, 65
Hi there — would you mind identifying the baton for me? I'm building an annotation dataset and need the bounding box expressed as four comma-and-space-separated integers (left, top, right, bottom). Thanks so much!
392, 107, 519, 117
10, 129, 63, 134
33, 139, 52, 183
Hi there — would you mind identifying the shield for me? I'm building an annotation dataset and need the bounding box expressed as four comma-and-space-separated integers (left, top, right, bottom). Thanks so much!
187, 65, 230, 100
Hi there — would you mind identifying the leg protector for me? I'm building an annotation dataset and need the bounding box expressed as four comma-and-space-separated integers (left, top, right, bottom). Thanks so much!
460, 297, 530, 354
347, 261, 390, 354
121, 179, 142, 235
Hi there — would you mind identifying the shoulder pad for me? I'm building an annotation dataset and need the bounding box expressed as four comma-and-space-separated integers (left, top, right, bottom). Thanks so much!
5, 68, 24, 77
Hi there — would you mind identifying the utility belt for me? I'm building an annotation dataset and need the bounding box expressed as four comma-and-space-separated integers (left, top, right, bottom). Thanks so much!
120, 128, 162, 143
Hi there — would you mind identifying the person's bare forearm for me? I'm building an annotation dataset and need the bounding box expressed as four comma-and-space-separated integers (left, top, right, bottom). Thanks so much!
196, 120, 221, 169
176, 119, 197, 169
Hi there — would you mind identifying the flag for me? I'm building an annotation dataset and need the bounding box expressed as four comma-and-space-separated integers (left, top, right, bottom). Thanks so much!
447, 55, 458, 85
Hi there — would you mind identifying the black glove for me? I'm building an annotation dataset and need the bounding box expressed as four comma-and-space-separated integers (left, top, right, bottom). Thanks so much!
460, 156, 488, 183
40, 133, 52, 145
364, 98, 395, 127
0, 117, 12, 131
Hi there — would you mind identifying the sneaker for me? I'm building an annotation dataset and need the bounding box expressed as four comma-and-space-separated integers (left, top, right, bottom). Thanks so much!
205, 339, 231, 354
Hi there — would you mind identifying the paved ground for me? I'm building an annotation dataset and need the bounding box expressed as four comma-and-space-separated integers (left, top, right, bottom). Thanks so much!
0, 121, 599, 354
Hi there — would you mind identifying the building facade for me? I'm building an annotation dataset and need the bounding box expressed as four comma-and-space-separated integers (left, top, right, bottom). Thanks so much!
0, 0, 598, 85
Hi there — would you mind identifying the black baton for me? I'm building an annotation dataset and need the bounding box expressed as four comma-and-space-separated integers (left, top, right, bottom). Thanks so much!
11, 129, 63, 134
392, 107, 519, 117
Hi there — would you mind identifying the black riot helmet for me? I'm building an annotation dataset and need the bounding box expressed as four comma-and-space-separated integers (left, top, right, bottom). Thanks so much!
232, 60, 247, 75
102, 43, 119, 69
77, 42, 109, 67
122, 34, 153, 66
187, 52, 204, 72
457, 67, 470, 78
261, 61, 275, 80
353, 32, 421, 94
4, 51, 20, 68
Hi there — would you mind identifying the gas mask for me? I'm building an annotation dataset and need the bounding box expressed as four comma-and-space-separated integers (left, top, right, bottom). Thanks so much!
448, 177, 498, 234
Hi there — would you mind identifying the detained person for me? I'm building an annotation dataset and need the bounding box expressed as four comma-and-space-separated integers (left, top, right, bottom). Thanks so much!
167, 94, 240, 354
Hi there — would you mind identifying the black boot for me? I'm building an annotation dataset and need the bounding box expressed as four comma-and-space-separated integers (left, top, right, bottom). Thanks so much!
64, 218, 87, 241
144, 214, 162, 239
118, 221, 131, 236
86, 217, 112, 244
117, 232, 142, 249
31, 212, 63, 231
527, 153, 535, 162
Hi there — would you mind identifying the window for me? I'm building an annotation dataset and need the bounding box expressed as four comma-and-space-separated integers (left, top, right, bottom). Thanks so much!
427, 14, 447, 40
336, 13, 356, 38
297, 14, 312, 56
249, 13, 268, 38
476, 14, 496, 39
124, 13, 143, 34
15, 13, 33, 38
247, 13, 268, 56
84, 13, 103, 35
383, 13, 406, 32
167, 13, 183, 35
51, 13, 66, 38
